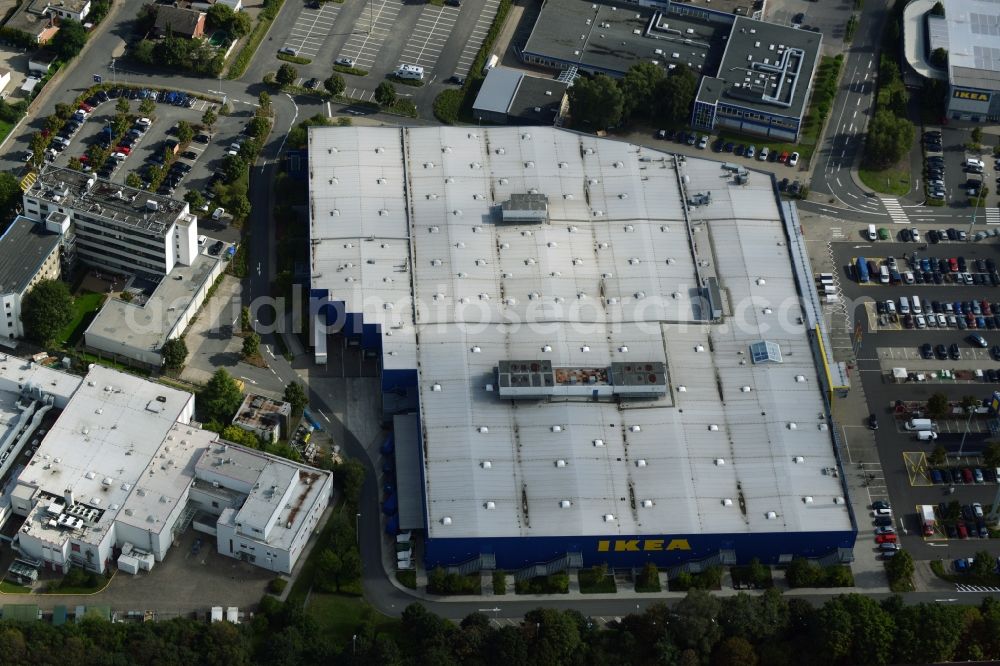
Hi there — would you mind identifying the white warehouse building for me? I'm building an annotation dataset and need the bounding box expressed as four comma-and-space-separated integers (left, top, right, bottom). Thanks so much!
0, 356, 331, 574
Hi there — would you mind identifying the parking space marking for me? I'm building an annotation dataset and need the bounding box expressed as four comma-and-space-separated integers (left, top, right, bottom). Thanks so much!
284, 4, 342, 58
344, 87, 376, 102
398, 5, 459, 73
454, 0, 501, 78
337, 0, 402, 70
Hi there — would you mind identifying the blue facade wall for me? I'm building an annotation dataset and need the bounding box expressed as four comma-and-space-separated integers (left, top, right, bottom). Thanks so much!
383, 368, 418, 391
424, 530, 857, 570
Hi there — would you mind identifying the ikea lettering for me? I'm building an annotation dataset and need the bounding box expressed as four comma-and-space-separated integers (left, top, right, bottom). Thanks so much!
597, 539, 692, 552
952, 89, 990, 102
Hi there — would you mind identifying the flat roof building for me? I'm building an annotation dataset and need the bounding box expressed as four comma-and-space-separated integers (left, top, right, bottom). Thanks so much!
692, 16, 822, 141
903, 0, 1000, 121
308, 126, 855, 574
0, 217, 62, 340
232, 394, 293, 444
473, 67, 569, 125
23, 167, 198, 277
2, 359, 331, 575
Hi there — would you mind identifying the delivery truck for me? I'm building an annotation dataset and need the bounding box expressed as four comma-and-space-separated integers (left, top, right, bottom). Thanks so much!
920, 505, 936, 537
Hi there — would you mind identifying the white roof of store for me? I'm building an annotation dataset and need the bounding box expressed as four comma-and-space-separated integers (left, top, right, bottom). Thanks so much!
945, 0, 1000, 89
308, 127, 851, 540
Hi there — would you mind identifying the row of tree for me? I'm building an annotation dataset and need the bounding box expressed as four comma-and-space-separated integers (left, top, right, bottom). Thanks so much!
567, 63, 698, 131
865, 0, 915, 169
2, 591, 1000, 665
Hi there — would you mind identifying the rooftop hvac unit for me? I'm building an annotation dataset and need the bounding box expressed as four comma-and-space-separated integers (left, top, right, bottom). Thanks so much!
560, 500, 572, 508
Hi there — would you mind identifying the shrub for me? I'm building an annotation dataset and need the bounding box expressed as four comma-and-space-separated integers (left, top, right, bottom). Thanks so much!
268, 578, 288, 594
492, 570, 507, 595
433, 89, 462, 124
396, 569, 417, 589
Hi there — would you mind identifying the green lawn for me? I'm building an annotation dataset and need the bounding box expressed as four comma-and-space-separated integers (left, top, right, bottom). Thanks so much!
0, 581, 31, 594
306, 593, 400, 649
57, 291, 106, 346
858, 165, 912, 196
0, 119, 13, 146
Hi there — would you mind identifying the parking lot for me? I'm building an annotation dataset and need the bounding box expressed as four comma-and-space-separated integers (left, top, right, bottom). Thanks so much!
453, 0, 501, 79
920, 127, 1000, 222
830, 235, 1000, 560
335, 0, 403, 72
282, 3, 342, 59
44, 86, 247, 233
398, 4, 460, 75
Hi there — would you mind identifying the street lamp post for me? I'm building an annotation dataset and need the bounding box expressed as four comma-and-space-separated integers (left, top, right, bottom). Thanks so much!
355, 512, 361, 545
957, 405, 975, 457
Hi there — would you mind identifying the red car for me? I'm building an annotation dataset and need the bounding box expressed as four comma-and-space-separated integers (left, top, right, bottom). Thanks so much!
79, 103, 93, 113
875, 533, 897, 544
78, 155, 88, 162
949, 258, 959, 272
778, 151, 790, 163
962, 468, 974, 483
957, 523, 968, 538
982, 300, 992, 315
115, 146, 131, 155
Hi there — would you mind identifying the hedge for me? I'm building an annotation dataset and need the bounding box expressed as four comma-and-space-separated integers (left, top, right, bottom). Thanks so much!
333, 64, 368, 77
277, 53, 311, 65
227, 0, 285, 79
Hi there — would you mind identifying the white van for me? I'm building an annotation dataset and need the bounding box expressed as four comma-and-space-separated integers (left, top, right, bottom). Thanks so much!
879, 265, 890, 284
899, 296, 910, 314
395, 64, 424, 80
966, 157, 985, 169
905, 418, 935, 431
818, 272, 834, 284
916, 430, 938, 441
911, 295, 922, 314
482, 54, 499, 75
867, 224, 877, 241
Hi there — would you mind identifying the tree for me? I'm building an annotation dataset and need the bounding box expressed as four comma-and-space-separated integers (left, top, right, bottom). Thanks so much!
971, 126, 983, 146
219, 424, 260, 447
161, 337, 188, 370
333, 458, 366, 507
230, 194, 252, 221
126, 172, 143, 188
20, 279, 74, 346
324, 73, 345, 96
201, 107, 218, 129
984, 441, 1000, 468
248, 115, 270, 138
315, 549, 343, 592
713, 636, 757, 666
0, 172, 23, 221
230, 11, 252, 37
930, 47, 948, 69
673, 590, 722, 656
567, 74, 624, 129
199, 368, 244, 423
929, 444, 947, 466
51, 19, 87, 60
927, 392, 950, 419
258, 91, 272, 114
139, 96, 156, 115
746, 557, 770, 588
972, 550, 994, 577
375, 81, 397, 107
185, 189, 205, 211
865, 110, 915, 169
620, 62, 664, 120
240, 306, 252, 331
276, 64, 297, 87
657, 64, 698, 123
116, 96, 130, 115
206, 3, 235, 29
177, 120, 194, 145
242, 331, 260, 358
283, 381, 308, 414
221, 154, 246, 182
886, 548, 915, 586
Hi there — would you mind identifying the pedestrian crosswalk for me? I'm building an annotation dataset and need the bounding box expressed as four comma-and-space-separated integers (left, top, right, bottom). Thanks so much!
985, 207, 1000, 225
956, 584, 1000, 593
879, 197, 910, 224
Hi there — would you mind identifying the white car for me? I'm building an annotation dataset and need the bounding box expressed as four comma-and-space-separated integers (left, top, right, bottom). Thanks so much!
212, 207, 225, 220
911, 228, 921, 242
788, 151, 799, 166
110, 152, 127, 161
758, 147, 769, 161
335, 57, 355, 67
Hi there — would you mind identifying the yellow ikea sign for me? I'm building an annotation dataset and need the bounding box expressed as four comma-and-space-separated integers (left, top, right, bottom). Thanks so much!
597, 539, 692, 552
953, 89, 990, 102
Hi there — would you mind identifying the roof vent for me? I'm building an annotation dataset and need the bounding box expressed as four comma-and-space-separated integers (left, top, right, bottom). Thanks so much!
431, 383, 442, 392
715, 458, 725, 466
481, 460, 492, 469
641, 500, 653, 508
441, 516, 452, 525
678, 385, 687, 392
709, 424, 719, 431
560, 500, 572, 508
766, 511, 777, 520
581, 345, 590, 352
803, 496, 814, 504
604, 514, 615, 522
793, 456, 804, 463
636, 459, 647, 467
471, 346, 481, 353
619, 346, 628, 353
741, 386, 751, 393
542, 345, 552, 352
555, 459, 567, 467
484, 501, 496, 510
833, 497, 845, 504
695, 345, 705, 352
722, 498, 733, 506
788, 422, 798, 430
551, 425, 563, 433
593, 439, 605, 447
795, 375, 806, 382
630, 425, 641, 433
478, 426, 489, 433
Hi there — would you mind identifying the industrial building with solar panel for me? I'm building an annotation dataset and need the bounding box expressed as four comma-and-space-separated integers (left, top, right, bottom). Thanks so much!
307, 126, 856, 576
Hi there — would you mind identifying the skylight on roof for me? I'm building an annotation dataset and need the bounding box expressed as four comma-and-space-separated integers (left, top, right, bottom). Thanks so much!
749, 341, 782, 364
